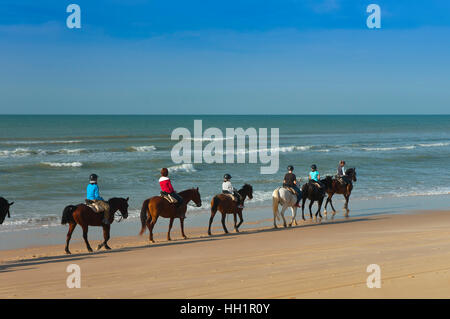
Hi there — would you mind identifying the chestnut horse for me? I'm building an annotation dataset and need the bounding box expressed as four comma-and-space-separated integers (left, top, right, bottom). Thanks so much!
61, 197, 129, 254
139, 188, 202, 242
323, 168, 357, 217
208, 184, 253, 235
0, 197, 14, 225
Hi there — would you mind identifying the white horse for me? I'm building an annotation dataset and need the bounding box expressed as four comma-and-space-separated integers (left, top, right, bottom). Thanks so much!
272, 187, 299, 228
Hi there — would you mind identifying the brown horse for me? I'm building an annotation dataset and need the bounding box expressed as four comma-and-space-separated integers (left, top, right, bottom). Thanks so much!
139, 188, 202, 242
61, 197, 129, 254
323, 168, 357, 217
0, 197, 14, 225
208, 184, 253, 235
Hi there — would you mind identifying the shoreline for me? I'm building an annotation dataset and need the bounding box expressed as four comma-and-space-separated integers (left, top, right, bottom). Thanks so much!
1, 193, 449, 251
1, 208, 450, 298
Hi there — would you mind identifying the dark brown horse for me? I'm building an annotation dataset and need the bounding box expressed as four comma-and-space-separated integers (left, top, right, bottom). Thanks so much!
61, 197, 129, 254
208, 184, 253, 235
323, 168, 357, 217
0, 197, 14, 225
301, 182, 325, 221
139, 188, 202, 242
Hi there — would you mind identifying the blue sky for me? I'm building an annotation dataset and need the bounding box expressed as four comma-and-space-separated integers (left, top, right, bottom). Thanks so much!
0, 0, 449, 114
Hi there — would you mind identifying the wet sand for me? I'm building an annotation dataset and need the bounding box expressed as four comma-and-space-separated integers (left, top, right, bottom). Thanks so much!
1, 209, 450, 298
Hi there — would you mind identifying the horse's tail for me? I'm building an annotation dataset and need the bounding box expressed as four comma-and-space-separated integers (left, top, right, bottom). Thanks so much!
61, 205, 77, 225
211, 196, 220, 214
272, 188, 281, 221
139, 199, 150, 235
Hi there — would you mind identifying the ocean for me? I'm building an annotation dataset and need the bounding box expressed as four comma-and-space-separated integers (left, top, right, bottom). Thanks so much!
0, 115, 449, 245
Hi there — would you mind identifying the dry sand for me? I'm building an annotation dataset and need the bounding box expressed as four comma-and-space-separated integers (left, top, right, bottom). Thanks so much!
1, 210, 450, 298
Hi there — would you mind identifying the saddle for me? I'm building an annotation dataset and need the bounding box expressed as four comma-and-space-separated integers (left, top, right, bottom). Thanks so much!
85, 200, 105, 213
336, 176, 350, 185
283, 186, 297, 195
223, 193, 238, 202
160, 193, 179, 204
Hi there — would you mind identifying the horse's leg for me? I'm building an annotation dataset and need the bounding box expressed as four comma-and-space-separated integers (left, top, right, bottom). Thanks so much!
324, 195, 330, 216
180, 218, 187, 239
237, 211, 243, 230
148, 216, 158, 243
208, 211, 216, 236
316, 198, 324, 221
82, 225, 93, 252
328, 194, 336, 216
98, 224, 111, 250
65, 222, 77, 254
221, 213, 229, 234
167, 217, 174, 241
302, 198, 306, 221
280, 206, 287, 228
344, 194, 350, 217
309, 201, 314, 220
290, 206, 297, 226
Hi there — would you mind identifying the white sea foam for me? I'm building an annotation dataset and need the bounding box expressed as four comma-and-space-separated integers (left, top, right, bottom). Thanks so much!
130, 145, 157, 152
0, 140, 82, 146
168, 163, 197, 173
0, 147, 87, 157
41, 161, 83, 167
361, 146, 416, 151
418, 142, 450, 148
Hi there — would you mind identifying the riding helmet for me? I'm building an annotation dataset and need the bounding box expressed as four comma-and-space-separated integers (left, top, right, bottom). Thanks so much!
311, 164, 317, 170
224, 173, 232, 180
287, 165, 294, 171
89, 173, 98, 181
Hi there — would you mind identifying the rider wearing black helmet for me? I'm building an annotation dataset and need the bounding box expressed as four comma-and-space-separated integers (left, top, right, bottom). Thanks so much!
222, 174, 243, 208
283, 165, 301, 207
86, 173, 111, 224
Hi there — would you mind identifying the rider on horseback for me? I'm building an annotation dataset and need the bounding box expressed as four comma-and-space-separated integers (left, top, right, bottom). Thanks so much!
309, 164, 325, 195
336, 160, 348, 185
86, 174, 111, 225
222, 174, 244, 209
283, 165, 302, 207
159, 168, 183, 207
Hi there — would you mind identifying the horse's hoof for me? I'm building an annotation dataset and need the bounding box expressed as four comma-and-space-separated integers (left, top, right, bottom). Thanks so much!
208, 232, 212, 236
97, 245, 102, 250
183, 236, 188, 240
167, 238, 171, 241
105, 245, 111, 250
65, 250, 71, 255
88, 248, 93, 253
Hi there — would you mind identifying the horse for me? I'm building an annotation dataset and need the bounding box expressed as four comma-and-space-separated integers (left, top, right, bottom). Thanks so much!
301, 182, 326, 221
0, 197, 14, 225
61, 197, 129, 254
139, 188, 202, 243
208, 184, 253, 235
323, 168, 357, 217
272, 187, 300, 228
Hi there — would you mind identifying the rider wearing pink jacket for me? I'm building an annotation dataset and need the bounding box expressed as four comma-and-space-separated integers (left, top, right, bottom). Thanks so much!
159, 168, 183, 206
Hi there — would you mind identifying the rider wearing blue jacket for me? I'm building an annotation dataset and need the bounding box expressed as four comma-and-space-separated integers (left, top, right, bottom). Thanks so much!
86, 174, 110, 224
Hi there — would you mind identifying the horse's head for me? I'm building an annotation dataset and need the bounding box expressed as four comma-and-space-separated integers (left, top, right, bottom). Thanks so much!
240, 184, 253, 200
192, 187, 202, 207
347, 168, 357, 182
0, 198, 13, 225
108, 197, 129, 220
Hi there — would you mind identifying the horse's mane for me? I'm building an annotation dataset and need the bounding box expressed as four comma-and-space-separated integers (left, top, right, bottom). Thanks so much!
178, 188, 198, 196
0, 197, 8, 206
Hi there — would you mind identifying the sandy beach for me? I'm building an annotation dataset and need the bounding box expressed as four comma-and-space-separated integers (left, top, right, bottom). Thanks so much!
1, 208, 450, 298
